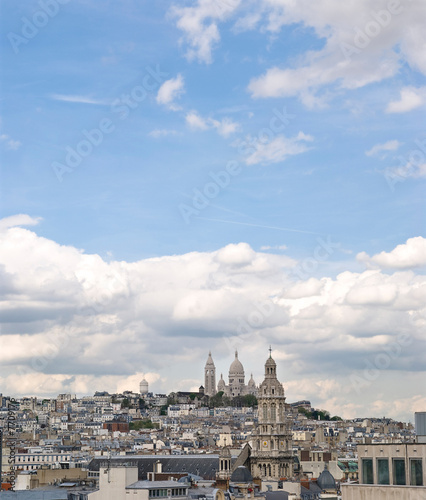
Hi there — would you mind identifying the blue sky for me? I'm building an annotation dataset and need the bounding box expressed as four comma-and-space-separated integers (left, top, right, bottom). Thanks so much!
0, 0, 425, 421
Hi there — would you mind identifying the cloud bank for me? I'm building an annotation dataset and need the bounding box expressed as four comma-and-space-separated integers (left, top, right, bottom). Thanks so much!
0, 216, 425, 421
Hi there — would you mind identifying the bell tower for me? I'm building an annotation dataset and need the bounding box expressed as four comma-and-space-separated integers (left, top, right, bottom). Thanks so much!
250, 348, 293, 480
204, 351, 217, 397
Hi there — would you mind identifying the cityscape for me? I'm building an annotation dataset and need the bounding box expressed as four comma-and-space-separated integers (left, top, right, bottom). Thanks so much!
1, 0, 426, 499
1, 350, 425, 499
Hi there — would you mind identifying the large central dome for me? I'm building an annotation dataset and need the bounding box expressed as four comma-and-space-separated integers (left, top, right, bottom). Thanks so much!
229, 350, 245, 376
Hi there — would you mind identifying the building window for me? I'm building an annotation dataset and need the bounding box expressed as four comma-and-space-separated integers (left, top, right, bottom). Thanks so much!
362, 459, 373, 484
377, 459, 389, 485
393, 459, 406, 485
263, 404, 267, 420
410, 459, 423, 486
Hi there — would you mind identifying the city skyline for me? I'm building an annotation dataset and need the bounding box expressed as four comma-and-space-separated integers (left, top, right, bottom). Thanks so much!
1, 1, 425, 424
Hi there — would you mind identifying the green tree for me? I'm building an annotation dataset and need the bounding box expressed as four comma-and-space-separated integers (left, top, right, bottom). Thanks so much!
209, 391, 224, 408
130, 419, 159, 430
242, 394, 257, 408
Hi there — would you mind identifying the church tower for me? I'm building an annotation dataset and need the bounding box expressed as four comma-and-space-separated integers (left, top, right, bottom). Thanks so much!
250, 349, 293, 480
204, 351, 216, 397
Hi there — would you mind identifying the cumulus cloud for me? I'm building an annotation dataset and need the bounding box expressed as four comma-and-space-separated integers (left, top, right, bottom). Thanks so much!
357, 236, 426, 269
170, 0, 241, 63
1, 217, 425, 421
386, 86, 426, 113
156, 74, 185, 110
185, 111, 239, 136
186, 110, 209, 130
210, 117, 240, 137
245, 132, 314, 165
170, 1, 426, 106
251, 0, 426, 105
0, 214, 42, 231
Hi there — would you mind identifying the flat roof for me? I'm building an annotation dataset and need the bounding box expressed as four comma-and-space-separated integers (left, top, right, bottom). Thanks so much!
127, 480, 190, 490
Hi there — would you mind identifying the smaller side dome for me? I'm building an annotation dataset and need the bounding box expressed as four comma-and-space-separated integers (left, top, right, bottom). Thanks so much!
218, 373, 225, 391
248, 373, 256, 387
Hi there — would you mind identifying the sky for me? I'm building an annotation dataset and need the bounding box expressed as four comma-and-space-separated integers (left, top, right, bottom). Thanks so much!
0, 0, 425, 422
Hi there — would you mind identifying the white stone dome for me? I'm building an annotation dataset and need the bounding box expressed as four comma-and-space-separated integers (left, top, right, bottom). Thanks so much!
229, 350, 244, 376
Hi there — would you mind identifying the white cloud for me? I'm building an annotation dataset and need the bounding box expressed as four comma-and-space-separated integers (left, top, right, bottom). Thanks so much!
50, 94, 111, 105
365, 139, 401, 157
156, 74, 185, 110
148, 129, 179, 138
0, 134, 21, 150
244, 1, 426, 106
0, 214, 41, 231
357, 236, 426, 269
386, 86, 426, 113
185, 111, 239, 136
245, 131, 314, 165
210, 116, 240, 137
170, 0, 241, 63
260, 245, 288, 251
1, 218, 425, 421
171, 1, 426, 105
186, 110, 209, 130
384, 160, 426, 184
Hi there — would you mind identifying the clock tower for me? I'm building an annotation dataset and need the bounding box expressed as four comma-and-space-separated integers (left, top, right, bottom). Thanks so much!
250, 349, 293, 479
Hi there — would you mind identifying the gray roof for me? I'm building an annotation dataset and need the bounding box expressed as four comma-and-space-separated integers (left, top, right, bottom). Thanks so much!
89, 455, 221, 480
127, 480, 190, 490
0, 491, 68, 499
230, 466, 253, 483
265, 492, 289, 500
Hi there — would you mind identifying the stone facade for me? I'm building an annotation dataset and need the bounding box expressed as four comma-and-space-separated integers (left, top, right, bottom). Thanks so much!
249, 353, 293, 480
204, 351, 258, 398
